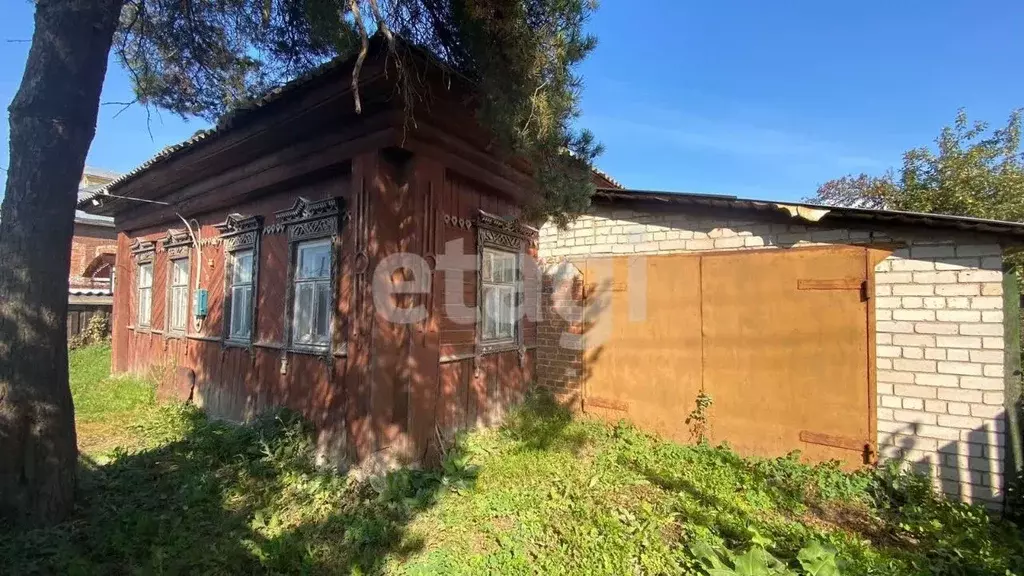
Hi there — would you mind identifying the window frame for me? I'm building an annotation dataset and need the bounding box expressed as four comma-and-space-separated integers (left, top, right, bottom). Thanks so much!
136, 261, 153, 328
479, 246, 520, 346
225, 249, 255, 343
474, 210, 534, 359
215, 214, 263, 347
166, 257, 191, 335
274, 197, 343, 356
289, 238, 334, 351
128, 236, 155, 327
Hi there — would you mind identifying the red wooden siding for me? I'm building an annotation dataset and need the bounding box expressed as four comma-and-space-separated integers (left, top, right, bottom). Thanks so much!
110, 139, 536, 467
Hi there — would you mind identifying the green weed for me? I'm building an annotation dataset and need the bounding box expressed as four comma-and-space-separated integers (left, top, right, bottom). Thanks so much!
6, 350, 1024, 575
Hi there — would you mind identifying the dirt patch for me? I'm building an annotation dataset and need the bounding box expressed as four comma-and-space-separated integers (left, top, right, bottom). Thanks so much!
801, 498, 915, 550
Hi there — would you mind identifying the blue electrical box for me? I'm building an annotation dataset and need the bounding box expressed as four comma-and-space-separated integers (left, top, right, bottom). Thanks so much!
193, 289, 209, 319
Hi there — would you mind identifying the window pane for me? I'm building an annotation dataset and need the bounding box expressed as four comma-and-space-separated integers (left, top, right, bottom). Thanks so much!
171, 259, 189, 286
297, 242, 331, 280
481, 251, 494, 283
482, 249, 517, 284
499, 287, 514, 339
314, 280, 331, 343
481, 285, 496, 340
294, 282, 314, 343
139, 288, 151, 326
232, 251, 253, 285
230, 285, 251, 339
170, 286, 187, 330
139, 263, 153, 288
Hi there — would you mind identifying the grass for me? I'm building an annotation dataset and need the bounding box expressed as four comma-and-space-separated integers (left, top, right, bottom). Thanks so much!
68, 343, 158, 456
3, 344, 1024, 575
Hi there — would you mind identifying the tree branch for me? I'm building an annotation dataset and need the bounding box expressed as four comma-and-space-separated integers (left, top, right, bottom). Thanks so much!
349, 0, 369, 114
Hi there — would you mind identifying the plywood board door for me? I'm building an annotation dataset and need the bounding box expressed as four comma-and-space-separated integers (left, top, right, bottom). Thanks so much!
700, 246, 874, 465
582, 255, 703, 443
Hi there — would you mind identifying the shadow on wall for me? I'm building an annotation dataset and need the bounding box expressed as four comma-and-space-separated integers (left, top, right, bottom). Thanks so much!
880, 413, 1010, 510
535, 262, 611, 410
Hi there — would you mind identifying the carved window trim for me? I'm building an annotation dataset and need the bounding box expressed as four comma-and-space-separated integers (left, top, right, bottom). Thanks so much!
474, 211, 536, 362
162, 229, 192, 337
215, 214, 263, 347
130, 239, 156, 330
273, 197, 344, 356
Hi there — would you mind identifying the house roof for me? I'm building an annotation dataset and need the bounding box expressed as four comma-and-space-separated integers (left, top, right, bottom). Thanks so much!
77, 38, 619, 210
75, 167, 118, 226
594, 188, 1024, 239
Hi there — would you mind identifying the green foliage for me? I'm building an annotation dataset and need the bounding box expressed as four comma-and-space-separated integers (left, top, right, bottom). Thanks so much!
68, 313, 110, 350
686, 390, 714, 444
69, 343, 153, 422
693, 536, 842, 575
114, 0, 603, 224
809, 109, 1024, 223
11, 349, 1024, 574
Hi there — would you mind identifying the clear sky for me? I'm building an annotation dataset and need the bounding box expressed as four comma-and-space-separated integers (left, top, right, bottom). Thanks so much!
1, 1, 1023, 202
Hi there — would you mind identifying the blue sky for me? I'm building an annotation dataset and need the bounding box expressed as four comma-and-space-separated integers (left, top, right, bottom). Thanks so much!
1, 1, 1023, 202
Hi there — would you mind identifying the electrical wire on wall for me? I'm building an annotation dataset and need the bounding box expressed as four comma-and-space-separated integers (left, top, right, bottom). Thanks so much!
175, 214, 204, 333
91, 190, 207, 333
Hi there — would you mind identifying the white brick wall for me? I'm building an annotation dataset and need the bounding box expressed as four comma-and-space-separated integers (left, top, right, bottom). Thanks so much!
539, 205, 1008, 507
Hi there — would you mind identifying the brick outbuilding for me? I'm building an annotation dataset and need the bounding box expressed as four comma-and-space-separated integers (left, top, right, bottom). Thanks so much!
537, 188, 1024, 509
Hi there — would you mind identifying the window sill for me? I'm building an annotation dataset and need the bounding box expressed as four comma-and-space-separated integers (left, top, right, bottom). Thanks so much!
479, 340, 518, 355
224, 338, 253, 349
187, 334, 222, 343
288, 345, 331, 356
165, 331, 187, 340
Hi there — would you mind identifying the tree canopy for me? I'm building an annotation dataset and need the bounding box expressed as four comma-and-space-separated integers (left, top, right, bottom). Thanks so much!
807, 109, 1024, 223
115, 0, 603, 225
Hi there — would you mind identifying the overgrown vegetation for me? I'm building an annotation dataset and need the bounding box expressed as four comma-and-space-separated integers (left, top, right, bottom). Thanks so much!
68, 313, 110, 350
5, 348, 1024, 574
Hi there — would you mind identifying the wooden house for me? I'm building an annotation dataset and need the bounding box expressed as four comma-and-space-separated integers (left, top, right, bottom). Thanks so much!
81, 43, 615, 466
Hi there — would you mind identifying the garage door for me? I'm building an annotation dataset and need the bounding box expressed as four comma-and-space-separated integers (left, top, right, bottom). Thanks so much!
581, 246, 879, 467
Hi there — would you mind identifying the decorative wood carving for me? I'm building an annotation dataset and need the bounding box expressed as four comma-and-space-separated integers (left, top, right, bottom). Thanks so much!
214, 213, 262, 252
473, 210, 539, 369
130, 238, 156, 262
273, 196, 345, 354
162, 228, 192, 259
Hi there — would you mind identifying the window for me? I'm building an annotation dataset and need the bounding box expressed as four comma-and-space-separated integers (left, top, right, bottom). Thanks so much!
137, 262, 153, 327
227, 250, 254, 341
291, 239, 332, 349
480, 248, 519, 342
168, 258, 189, 333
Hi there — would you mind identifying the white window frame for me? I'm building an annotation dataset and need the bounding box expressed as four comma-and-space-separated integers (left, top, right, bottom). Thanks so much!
167, 258, 190, 334
226, 249, 255, 342
480, 247, 520, 344
290, 239, 333, 351
137, 262, 153, 328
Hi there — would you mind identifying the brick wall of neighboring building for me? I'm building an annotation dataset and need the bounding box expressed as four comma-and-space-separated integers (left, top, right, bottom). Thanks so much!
536, 204, 1010, 508
70, 222, 117, 288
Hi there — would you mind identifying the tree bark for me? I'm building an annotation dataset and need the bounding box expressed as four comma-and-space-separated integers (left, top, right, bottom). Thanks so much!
0, 0, 123, 526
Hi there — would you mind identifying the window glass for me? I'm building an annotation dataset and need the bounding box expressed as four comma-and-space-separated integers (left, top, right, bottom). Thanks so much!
292, 240, 332, 349
297, 242, 331, 279
137, 262, 153, 327
169, 259, 189, 332
480, 248, 519, 343
227, 250, 254, 341
232, 251, 253, 284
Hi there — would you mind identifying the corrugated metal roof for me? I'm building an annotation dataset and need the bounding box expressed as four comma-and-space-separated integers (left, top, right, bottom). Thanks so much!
69, 287, 112, 296
594, 188, 1024, 239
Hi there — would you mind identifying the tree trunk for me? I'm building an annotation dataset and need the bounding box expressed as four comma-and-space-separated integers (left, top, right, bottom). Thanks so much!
0, 0, 123, 526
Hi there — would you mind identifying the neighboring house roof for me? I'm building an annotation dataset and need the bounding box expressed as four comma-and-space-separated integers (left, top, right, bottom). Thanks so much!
69, 287, 113, 296
595, 188, 1024, 239
76, 167, 118, 226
